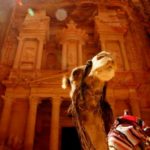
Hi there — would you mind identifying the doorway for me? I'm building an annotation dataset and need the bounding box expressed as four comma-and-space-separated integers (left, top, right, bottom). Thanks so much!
61, 127, 81, 150
33, 99, 51, 150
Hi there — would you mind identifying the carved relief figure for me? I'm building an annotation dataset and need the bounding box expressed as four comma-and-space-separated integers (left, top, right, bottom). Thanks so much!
20, 39, 38, 69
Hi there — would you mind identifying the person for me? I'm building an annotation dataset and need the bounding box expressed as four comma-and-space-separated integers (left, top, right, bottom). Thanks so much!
108, 109, 149, 150
117, 109, 145, 128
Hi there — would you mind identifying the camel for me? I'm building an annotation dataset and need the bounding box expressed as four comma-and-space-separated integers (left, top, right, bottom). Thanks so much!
62, 51, 116, 150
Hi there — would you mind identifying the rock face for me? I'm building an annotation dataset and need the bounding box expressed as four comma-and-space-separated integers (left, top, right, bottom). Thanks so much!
0, 0, 150, 150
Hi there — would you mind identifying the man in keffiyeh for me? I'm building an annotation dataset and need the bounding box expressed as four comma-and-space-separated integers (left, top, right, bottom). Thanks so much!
108, 109, 150, 150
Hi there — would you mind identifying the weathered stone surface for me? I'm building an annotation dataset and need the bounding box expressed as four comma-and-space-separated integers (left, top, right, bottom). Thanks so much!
0, 0, 149, 149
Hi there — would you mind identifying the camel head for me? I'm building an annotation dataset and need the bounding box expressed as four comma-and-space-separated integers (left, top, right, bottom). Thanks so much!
62, 51, 116, 150
62, 51, 116, 97
89, 51, 116, 81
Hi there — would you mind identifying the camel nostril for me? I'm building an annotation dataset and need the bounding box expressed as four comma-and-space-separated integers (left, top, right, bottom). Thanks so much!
108, 59, 115, 65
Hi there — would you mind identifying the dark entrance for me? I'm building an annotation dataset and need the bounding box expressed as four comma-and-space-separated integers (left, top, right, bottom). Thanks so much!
33, 99, 51, 150
61, 127, 81, 150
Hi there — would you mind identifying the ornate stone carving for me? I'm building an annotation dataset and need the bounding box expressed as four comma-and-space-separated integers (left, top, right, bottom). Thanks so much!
12, 10, 50, 71
0, 1, 149, 149
21, 10, 50, 40
58, 20, 88, 70
20, 39, 38, 70
58, 20, 88, 43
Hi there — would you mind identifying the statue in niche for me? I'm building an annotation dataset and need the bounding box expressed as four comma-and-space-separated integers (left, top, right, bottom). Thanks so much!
21, 48, 35, 62
20, 40, 37, 69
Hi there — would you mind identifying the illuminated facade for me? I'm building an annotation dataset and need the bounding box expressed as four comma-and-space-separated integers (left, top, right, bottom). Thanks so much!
0, 0, 150, 149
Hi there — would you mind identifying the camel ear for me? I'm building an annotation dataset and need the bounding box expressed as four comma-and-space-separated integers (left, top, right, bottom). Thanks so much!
62, 76, 71, 89
71, 66, 84, 81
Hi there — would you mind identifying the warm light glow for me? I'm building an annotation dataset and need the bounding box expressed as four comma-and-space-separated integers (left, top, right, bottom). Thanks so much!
55, 8, 67, 21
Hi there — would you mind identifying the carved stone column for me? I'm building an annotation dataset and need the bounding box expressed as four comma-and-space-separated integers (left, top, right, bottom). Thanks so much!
24, 96, 40, 150
49, 97, 61, 150
36, 39, 44, 70
13, 38, 23, 69
12, 10, 49, 71
0, 96, 14, 147
129, 89, 141, 117
62, 42, 67, 70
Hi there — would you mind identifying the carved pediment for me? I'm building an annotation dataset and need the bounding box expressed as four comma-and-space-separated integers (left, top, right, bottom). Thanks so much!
57, 20, 88, 43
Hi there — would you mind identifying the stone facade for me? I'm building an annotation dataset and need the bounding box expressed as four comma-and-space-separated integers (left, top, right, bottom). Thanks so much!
0, 0, 150, 150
